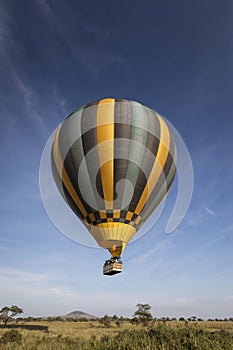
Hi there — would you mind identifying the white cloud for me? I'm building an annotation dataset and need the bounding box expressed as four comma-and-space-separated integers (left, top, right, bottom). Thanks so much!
203, 206, 215, 215
14, 75, 50, 134
34, 1, 126, 76
186, 205, 216, 227
1, 265, 232, 319
47, 288, 80, 299
174, 298, 194, 305
221, 224, 233, 233
0, 266, 81, 316
0, 267, 50, 283
23, 193, 42, 200
130, 239, 169, 266
0, 268, 130, 317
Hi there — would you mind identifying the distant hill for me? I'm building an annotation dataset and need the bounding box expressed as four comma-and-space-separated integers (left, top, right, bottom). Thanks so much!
63, 310, 97, 320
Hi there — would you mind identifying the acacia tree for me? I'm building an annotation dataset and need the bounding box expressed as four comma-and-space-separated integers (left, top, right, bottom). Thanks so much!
133, 303, 153, 326
99, 315, 111, 328
0, 305, 23, 325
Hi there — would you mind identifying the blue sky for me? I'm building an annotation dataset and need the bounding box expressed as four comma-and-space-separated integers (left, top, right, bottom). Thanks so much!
0, 0, 233, 319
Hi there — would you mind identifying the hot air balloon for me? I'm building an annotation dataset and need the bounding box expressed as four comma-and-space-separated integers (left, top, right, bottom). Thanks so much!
51, 98, 176, 275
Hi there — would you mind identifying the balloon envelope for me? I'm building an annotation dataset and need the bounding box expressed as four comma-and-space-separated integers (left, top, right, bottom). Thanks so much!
51, 98, 176, 257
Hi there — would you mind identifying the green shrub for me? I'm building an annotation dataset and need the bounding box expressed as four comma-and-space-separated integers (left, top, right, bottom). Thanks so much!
1, 329, 22, 344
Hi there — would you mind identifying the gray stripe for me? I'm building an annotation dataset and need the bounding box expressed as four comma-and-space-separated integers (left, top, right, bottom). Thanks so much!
61, 107, 98, 213
141, 146, 177, 222
114, 100, 132, 209
122, 101, 148, 211
127, 104, 161, 213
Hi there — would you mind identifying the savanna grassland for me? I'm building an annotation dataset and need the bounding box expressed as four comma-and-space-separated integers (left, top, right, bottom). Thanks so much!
0, 320, 233, 350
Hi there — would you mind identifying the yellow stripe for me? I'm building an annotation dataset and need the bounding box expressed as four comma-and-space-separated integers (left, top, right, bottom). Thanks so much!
126, 211, 133, 221
89, 224, 136, 248
135, 115, 170, 215
96, 98, 115, 210
99, 210, 107, 219
96, 222, 126, 229
89, 213, 95, 222
53, 126, 87, 217
113, 210, 120, 218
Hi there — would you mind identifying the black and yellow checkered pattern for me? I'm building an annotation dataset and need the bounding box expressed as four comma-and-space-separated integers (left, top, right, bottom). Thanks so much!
84, 211, 142, 229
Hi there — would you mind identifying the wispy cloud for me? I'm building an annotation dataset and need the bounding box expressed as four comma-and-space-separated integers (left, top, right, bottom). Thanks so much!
0, 267, 50, 283
45, 287, 80, 299
221, 224, 233, 233
35, 0, 54, 27
76, 49, 126, 75
203, 206, 215, 216
130, 239, 169, 266
0, 2, 60, 135
0, 2, 10, 55
36, 0, 106, 41
35, 1, 126, 76
186, 204, 216, 227
0, 5, 46, 138
14, 75, 50, 134
23, 193, 42, 200
0, 245, 9, 253
0, 266, 74, 293
0, 266, 121, 317
154, 297, 194, 308
0, 266, 80, 315
50, 85, 69, 121
174, 298, 194, 305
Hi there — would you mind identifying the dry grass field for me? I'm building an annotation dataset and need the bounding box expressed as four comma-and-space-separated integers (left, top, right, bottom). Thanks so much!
0, 320, 232, 349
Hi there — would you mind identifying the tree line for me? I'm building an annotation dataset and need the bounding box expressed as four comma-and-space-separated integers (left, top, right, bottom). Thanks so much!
1, 304, 233, 327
